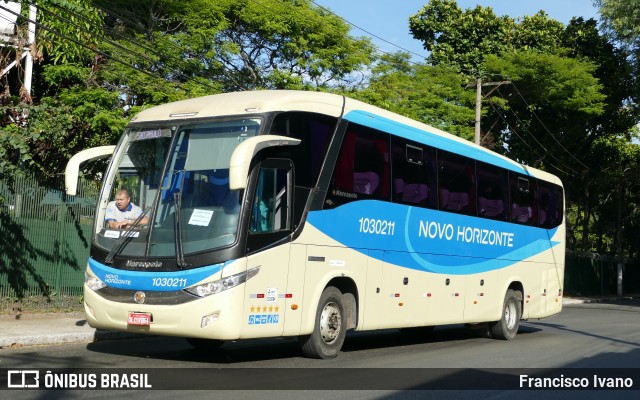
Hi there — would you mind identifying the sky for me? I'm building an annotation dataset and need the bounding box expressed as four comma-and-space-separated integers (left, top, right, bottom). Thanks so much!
314, 0, 600, 61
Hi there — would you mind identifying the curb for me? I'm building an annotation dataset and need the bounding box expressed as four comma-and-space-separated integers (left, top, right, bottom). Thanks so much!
563, 295, 640, 305
0, 329, 143, 349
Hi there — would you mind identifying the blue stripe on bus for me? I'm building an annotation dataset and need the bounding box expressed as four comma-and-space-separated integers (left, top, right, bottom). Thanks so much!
307, 201, 559, 275
88, 258, 225, 291
343, 110, 528, 174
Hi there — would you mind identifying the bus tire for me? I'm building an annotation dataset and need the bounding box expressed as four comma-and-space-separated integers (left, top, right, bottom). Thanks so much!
489, 289, 521, 340
298, 286, 346, 359
186, 337, 224, 351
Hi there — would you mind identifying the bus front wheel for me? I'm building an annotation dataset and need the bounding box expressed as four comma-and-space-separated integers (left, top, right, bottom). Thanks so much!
489, 289, 521, 340
299, 286, 346, 359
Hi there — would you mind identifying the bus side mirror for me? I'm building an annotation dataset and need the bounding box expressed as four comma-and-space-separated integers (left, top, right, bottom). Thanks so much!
229, 135, 300, 190
65, 145, 116, 195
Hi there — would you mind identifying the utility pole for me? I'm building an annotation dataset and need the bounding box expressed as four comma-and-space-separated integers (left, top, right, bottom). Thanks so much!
474, 78, 482, 145
616, 168, 630, 297
470, 77, 511, 146
0, 1, 37, 100
24, 3, 37, 98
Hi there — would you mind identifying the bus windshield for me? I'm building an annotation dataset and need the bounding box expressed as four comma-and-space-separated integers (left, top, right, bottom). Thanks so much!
95, 118, 261, 260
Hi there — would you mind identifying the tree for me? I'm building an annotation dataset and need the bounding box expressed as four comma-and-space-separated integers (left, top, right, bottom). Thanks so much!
595, 0, 640, 50
95, 0, 376, 92
0, 0, 377, 182
408, 0, 514, 73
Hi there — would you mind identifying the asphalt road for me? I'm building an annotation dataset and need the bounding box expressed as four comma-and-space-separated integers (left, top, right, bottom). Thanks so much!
1, 300, 639, 399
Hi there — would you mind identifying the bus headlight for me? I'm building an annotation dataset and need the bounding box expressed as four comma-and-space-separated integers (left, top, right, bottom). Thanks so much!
184, 266, 260, 298
85, 272, 107, 291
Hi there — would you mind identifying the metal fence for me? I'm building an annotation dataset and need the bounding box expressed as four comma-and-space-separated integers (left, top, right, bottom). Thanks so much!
1, 173, 638, 312
0, 174, 99, 312
564, 251, 640, 296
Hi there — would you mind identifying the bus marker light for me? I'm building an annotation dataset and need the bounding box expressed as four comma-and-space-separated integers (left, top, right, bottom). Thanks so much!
474, 300, 478, 304
291, 304, 298, 310
201, 311, 221, 328
398, 302, 404, 307
169, 112, 197, 117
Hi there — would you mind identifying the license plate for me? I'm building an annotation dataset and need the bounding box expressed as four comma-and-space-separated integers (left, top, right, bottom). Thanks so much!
127, 312, 152, 326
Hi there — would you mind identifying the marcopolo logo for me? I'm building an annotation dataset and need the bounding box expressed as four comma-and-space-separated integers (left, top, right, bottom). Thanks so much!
125, 260, 163, 269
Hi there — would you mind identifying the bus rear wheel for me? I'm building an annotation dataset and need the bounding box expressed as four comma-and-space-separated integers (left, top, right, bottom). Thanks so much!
489, 289, 521, 340
299, 286, 346, 359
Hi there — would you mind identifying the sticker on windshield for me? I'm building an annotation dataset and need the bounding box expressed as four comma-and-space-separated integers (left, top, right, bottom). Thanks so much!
104, 230, 120, 239
188, 209, 214, 226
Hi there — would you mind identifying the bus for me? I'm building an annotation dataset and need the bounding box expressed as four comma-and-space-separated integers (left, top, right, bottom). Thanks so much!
65, 90, 565, 359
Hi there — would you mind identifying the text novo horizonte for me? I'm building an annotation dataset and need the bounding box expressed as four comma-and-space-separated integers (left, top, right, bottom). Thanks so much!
419, 221, 514, 248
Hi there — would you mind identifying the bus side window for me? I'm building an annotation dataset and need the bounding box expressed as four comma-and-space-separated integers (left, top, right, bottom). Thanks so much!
391, 138, 437, 209
325, 125, 390, 208
538, 181, 564, 228
477, 162, 508, 221
510, 175, 536, 225
250, 163, 291, 234
438, 150, 475, 215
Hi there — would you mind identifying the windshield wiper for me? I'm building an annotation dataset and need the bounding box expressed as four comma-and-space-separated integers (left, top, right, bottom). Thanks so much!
104, 207, 151, 265
173, 192, 190, 269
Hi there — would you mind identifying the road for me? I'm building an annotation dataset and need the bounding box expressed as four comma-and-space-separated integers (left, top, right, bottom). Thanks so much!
1, 300, 639, 399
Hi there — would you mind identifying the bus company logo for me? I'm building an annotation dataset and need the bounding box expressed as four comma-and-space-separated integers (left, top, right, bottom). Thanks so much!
7, 370, 40, 388
248, 314, 279, 325
125, 260, 163, 269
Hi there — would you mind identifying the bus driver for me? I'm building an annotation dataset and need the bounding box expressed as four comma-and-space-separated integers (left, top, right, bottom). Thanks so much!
105, 188, 149, 229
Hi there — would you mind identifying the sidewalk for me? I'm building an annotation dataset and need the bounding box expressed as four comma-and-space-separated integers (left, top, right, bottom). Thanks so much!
0, 296, 637, 349
0, 312, 136, 349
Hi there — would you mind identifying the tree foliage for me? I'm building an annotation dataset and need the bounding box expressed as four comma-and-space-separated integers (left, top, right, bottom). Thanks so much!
0, 0, 376, 183
595, 0, 640, 50
483, 50, 605, 168
347, 52, 475, 140
408, 0, 565, 72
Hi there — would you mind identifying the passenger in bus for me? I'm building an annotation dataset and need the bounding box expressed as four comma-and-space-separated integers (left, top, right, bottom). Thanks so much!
478, 185, 504, 218
251, 194, 271, 233
105, 188, 149, 229
353, 172, 379, 195
511, 202, 533, 223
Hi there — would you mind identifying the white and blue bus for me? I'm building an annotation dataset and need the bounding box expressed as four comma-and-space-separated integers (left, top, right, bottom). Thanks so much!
66, 90, 565, 358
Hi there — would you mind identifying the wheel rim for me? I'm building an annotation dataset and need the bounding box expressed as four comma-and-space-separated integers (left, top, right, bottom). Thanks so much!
319, 301, 342, 344
504, 300, 517, 330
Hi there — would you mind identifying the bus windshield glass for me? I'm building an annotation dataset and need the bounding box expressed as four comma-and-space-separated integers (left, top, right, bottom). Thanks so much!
95, 118, 261, 259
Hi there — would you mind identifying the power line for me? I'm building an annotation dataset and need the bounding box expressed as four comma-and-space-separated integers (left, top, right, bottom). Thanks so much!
493, 87, 582, 176
0, 2, 167, 83
510, 81, 590, 171
309, 0, 429, 61
11, 1, 222, 95
486, 100, 573, 177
